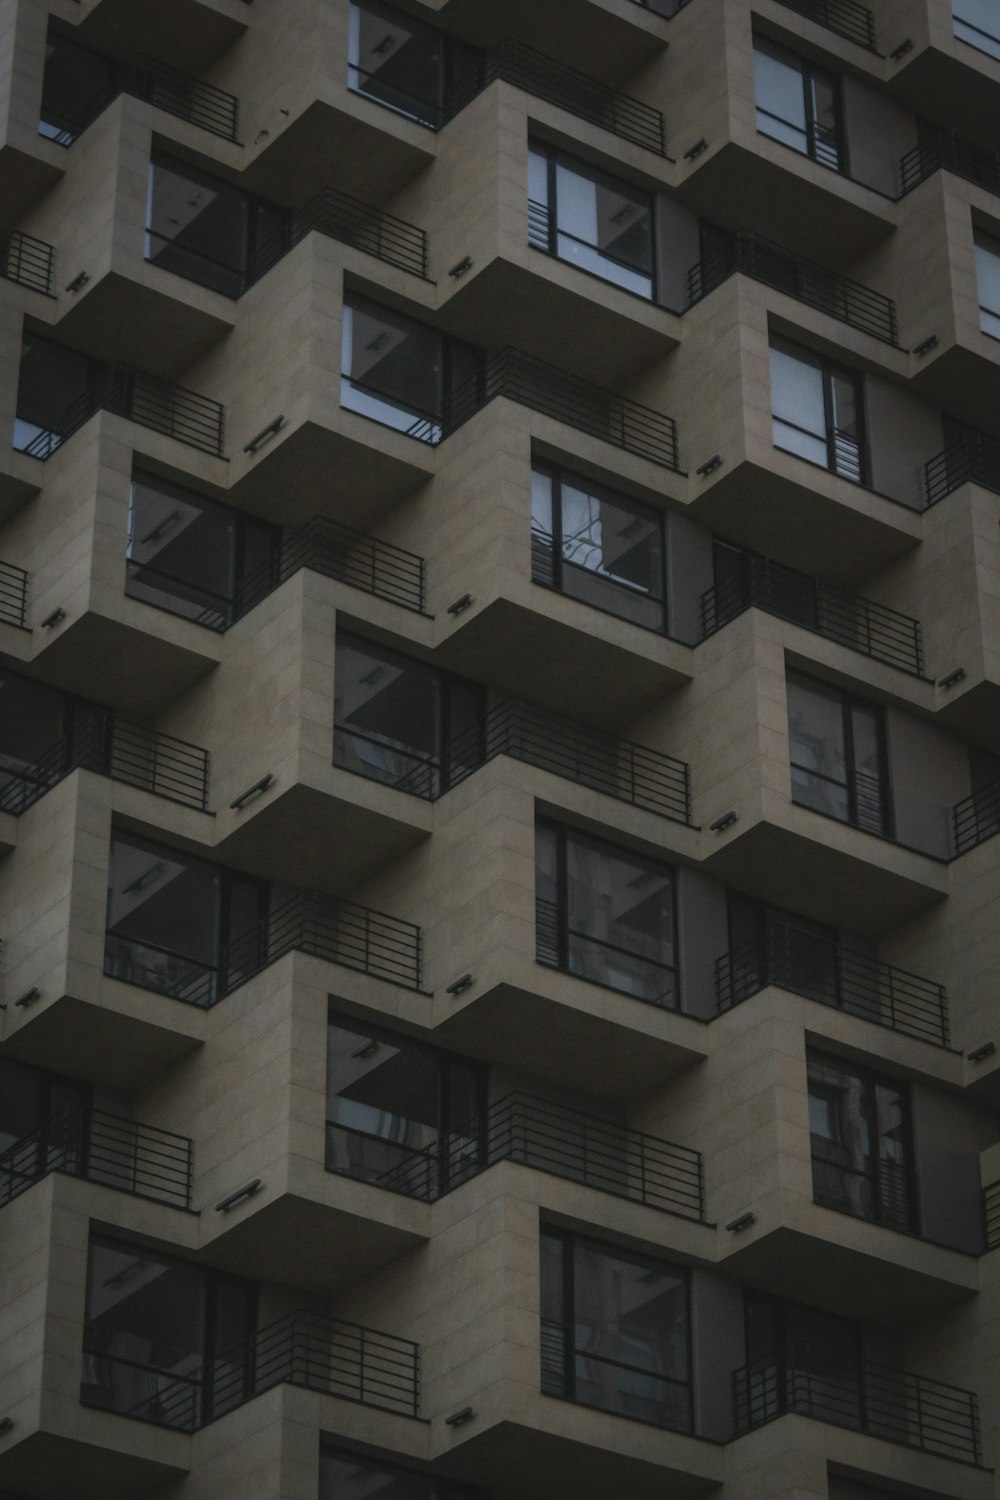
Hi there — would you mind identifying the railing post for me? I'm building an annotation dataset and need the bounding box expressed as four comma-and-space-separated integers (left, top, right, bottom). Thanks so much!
638, 1132, 647, 1205
357, 1325, 365, 1405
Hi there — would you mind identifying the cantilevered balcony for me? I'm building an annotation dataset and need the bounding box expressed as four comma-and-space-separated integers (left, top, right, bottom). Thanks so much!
699, 552, 924, 676
898, 124, 1000, 199
0, 1107, 193, 1212
237, 518, 426, 621
105, 888, 424, 1006
1, 230, 56, 296
952, 781, 1000, 856
0, 560, 28, 628
715, 918, 950, 1047
687, 230, 898, 345
82, 1309, 420, 1431
338, 697, 691, 824
326, 1092, 706, 1221
924, 431, 1000, 506
733, 1350, 981, 1466
0, 713, 210, 815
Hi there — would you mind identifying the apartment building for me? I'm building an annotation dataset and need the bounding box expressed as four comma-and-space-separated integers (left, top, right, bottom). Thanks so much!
1, 0, 1000, 1497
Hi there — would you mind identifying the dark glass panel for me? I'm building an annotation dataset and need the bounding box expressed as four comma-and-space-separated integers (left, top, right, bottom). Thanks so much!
39, 33, 115, 142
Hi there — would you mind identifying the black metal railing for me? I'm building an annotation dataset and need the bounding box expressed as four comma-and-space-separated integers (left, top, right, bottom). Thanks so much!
0, 560, 29, 628
17, 363, 225, 460
422, 348, 680, 469
715, 920, 950, 1048
105, 889, 423, 1007
46, 54, 239, 145
899, 126, 1000, 199
541, 1316, 693, 1430
953, 781, 1000, 857
700, 553, 923, 676
535, 894, 679, 1009
466, 40, 665, 155
687, 231, 897, 345
0, 1106, 193, 1211
773, 0, 876, 49
250, 185, 429, 285
355, 697, 690, 823
83, 1309, 420, 1433
329, 1093, 705, 1222
733, 1349, 981, 1465
0, 711, 209, 814
235, 517, 426, 624
924, 432, 1000, 507
812, 1152, 916, 1235
984, 1180, 1000, 1251
1, 230, 55, 295
527, 198, 655, 296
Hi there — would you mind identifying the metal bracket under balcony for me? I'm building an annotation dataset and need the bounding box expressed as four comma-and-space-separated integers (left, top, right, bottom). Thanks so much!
715, 921, 950, 1048
700, 553, 923, 676
0, 1107, 193, 1212
687, 231, 897, 345
327, 1092, 707, 1222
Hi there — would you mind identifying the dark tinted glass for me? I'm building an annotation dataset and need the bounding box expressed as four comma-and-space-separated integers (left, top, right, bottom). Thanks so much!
14, 336, 97, 451
146, 156, 251, 297
0, 670, 66, 785
39, 33, 114, 142
348, 0, 448, 126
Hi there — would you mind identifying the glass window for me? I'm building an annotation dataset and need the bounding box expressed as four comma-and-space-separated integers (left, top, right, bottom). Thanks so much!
145, 156, 288, 298
82, 1237, 254, 1430
753, 39, 843, 172
347, 0, 479, 128
786, 671, 890, 836
104, 833, 266, 1005
540, 1229, 691, 1431
954, 0, 1000, 58
334, 633, 484, 798
975, 229, 1000, 340
528, 144, 654, 299
39, 31, 116, 144
536, 822, 677, 1008
340, 296, 482, 441
0, 669, 68, 793
725, 895, 841, 1008
743, 1292, 864, 1429
769, 337, 867, 483
126, 471, 277, 630
531, 465, 667, 631
325, 1015, 486, 1197
807, 1051, 915, 1232
320, 1448, 483, 1500
13, 335, 101, 455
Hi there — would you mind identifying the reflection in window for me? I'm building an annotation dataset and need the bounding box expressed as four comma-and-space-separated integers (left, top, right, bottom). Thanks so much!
347, 0, 480, 128
340, 293, 481, 442
528, 143, 654, 299
953, 0, 1000, 59
333, 633, 484, 798
126, 471, 278, 630
531, 464, 667, 632
807, 1050, 914, 1232
325, 1014, 485, 1197
145, 155, 288, 298
535, 821, 677, 1008
13, 334, 102, 455
753, 39, 844, 172
975, 229, 1000, 340
38, 30, 116, 144
769, 337, 867, 484
82, 1236, 254, 1430
104, 833, 266, 1005
320, 1447, 483, 1500
786, 671, 890, 837
541, 1229, 691, 1431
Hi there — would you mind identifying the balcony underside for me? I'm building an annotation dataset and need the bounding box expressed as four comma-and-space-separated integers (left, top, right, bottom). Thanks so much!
440, 255, 679, 390
436, 595, 692, 727
721, 1219, 979, 1326
215, 778, 431, 890
72, 0, 250, 76
0, 144, 64, 238
437, 1411, 722, 1500
688, 459, 921, 588
53, 272, 234, 382
908, 342, 1000, 446
935, 678, 1000, 759
0, 1425, 188, 1500
229, 417, 435, 527
438, 0, 668, 74
244, 98, 436, 207
3, 990, 203, 1091
889, 49, 1000, 158
702, 816, 947, 934
680, 141, 895, 268
436, 973, 708, 1102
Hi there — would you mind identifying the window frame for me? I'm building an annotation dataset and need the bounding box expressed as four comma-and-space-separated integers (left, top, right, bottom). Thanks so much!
769, 336, 870, 486
786, 670, 893, 838
753, 37, 847, 174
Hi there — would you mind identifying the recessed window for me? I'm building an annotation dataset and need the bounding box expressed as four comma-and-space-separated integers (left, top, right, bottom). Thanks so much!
953, 0, 1000, 59
528, 143, 655, 299
786, 671, 891, 837
531, 464, 667, 631
807, 1050, 915, 1232
535, 821, 677, 1007
145, 155, 288, 298
541, 1228, 691, 1431
753, 38, 844, 172
320, 1447, 483, 1500
974, 228, 1000, 340
769, 336, 867, 484
347, 0, 480, 129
